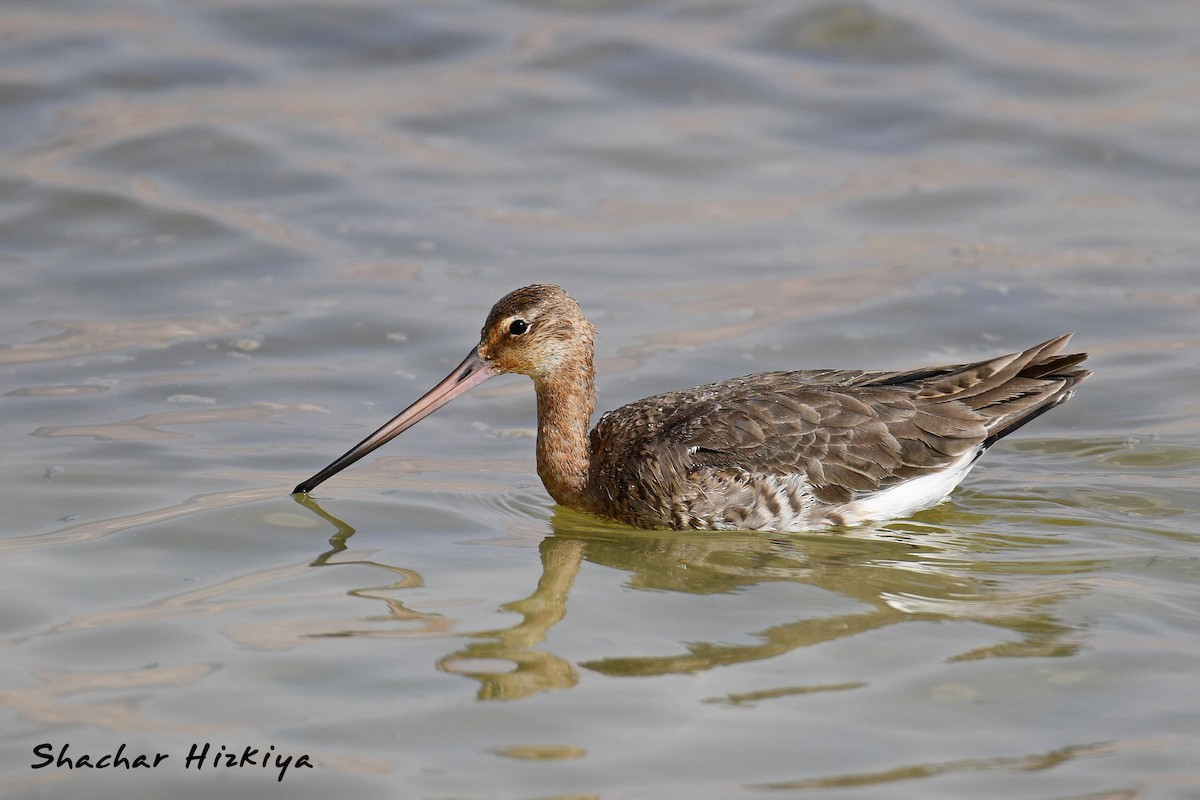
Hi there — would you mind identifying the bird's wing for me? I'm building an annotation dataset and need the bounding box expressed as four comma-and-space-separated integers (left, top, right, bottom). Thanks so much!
665, 378, 987, 505
589, 335, 1088, 515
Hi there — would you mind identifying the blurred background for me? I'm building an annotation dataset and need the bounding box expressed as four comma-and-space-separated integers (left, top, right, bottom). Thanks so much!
2, 1, 1198, 798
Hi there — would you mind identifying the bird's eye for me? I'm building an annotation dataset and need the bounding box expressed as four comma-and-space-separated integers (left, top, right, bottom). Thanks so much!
508, 319, 530, 336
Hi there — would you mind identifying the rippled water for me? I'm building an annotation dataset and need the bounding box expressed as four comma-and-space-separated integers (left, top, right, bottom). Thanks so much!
3, 1, 1199, 798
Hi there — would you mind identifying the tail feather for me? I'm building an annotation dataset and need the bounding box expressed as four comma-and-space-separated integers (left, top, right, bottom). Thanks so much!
955, 334, 1090, 449
876, 333, 1089, 451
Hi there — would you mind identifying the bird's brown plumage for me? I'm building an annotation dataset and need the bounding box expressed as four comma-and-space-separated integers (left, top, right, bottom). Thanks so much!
585, 334, 1089, 529
294, 285, 1090, 532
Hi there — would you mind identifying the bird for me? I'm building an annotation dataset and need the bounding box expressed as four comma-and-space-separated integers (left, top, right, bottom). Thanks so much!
293, 284, 1090, 531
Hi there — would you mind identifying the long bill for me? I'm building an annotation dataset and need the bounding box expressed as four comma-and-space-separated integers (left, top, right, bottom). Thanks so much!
292, 348, 496, 495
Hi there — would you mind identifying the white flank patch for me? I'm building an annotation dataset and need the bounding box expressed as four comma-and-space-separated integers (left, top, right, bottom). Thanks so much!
838, 447, 982, 525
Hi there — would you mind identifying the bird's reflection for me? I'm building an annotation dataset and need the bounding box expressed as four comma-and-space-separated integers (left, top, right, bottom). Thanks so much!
295, 496, 1083, 701
296, 495, 452, 638
438, 535, 584, 700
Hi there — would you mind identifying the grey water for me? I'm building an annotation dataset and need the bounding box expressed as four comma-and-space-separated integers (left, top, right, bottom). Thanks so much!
2, 1, 1199, 798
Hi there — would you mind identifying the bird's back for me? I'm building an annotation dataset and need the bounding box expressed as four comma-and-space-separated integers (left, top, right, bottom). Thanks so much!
585, 335, 1089, 531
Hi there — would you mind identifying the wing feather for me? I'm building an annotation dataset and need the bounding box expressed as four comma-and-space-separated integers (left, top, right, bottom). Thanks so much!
586, 335, 1089, 529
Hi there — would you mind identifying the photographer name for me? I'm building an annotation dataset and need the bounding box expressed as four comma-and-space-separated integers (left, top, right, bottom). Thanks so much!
31, 742, 313, 782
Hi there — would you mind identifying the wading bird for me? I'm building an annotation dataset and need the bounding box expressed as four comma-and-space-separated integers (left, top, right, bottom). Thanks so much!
294, 285, 1089, 531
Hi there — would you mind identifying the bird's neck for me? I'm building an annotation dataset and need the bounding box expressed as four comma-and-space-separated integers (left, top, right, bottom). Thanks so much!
533, 358, 595, 511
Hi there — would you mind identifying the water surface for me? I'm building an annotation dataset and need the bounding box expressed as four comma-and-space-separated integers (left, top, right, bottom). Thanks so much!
2, 1, 1199, 798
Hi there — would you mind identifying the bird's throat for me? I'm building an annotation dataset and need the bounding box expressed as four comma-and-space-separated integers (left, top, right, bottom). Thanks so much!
533, 365, 595, 511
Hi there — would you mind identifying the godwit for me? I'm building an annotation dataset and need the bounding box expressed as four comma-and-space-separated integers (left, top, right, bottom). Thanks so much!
293, 285, 1090, 531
